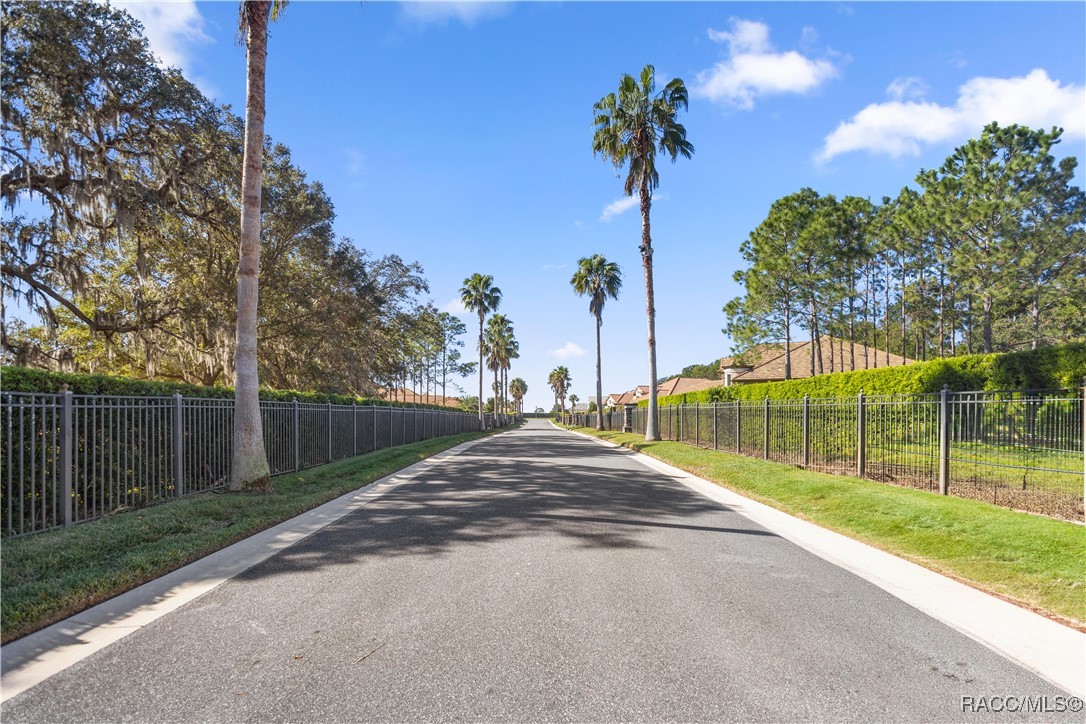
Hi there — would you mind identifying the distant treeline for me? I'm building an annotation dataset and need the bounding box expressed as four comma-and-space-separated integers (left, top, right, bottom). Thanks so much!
725, 123, 1085, 380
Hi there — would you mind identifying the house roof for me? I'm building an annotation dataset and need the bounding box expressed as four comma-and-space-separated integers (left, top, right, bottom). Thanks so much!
721, 336, 915, 383
720, 342, 807, 371
378, 388, 461, 408
657, 377, 722, 397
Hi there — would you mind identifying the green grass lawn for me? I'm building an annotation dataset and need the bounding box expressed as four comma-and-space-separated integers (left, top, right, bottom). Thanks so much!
1, 429, 492, 644
568, 425, 1086, 629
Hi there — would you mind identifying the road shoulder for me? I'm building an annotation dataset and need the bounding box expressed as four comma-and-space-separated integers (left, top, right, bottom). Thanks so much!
0, 436, 494, 703
560, 423, 1085, 697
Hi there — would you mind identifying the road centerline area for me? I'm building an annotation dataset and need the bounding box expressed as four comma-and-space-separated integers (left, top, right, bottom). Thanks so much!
1, 420, 1077, 723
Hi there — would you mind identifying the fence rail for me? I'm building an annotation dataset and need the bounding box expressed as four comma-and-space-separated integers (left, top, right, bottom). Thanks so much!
571, 387, 1085, 521
1, 391, 484, 537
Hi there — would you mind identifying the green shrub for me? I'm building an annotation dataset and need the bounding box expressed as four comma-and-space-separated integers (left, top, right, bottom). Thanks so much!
640, 343, 1085, 405
0, 366, 452, 410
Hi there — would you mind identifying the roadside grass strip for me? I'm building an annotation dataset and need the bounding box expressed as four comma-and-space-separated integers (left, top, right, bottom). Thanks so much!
569, 426, 1086, 629
1, 430, 492, 644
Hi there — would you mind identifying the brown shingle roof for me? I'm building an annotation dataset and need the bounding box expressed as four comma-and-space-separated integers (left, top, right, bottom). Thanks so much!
720, 342, 806, 371
723, 336, 915, 384
378, 388, 462, 407
657, 377, 723, 397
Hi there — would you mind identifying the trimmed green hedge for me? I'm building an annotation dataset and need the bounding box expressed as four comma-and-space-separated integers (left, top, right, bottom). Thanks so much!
643, 343, 1086, 406
0, 366, 452, 410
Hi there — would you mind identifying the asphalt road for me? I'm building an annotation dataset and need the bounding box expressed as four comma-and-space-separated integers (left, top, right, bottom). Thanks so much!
2, 420, 1076, 722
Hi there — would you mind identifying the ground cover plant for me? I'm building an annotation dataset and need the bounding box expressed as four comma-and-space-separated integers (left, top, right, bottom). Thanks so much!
569, 425, 1086, 630
1, 430, 492, 643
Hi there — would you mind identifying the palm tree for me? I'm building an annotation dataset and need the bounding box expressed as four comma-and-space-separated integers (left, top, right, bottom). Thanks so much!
500, 336, 519, 419
510, 377, 527, 416
231, 0, 288, 491
558, 367, 572, 423
571, 254, 622, 431
460, 274, 501, 427
485, 313, 515, 424
548, 368, 561, 418
593, 64, 693, 441
569, 394, 580, 421
548, 365, 572, 423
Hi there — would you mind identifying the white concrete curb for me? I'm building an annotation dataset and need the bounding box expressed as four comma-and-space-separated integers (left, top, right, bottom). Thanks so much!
0, 436, 493, 703
565, 427, 1085, 697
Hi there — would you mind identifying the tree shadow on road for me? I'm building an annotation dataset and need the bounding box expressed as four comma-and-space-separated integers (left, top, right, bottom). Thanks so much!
234, 424, 779, 582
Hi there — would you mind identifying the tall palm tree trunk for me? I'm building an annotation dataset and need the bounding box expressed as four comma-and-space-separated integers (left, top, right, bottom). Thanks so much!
640, 182, 660, 441
477, 311, 485, 427
594, 311, 604, 431
231, 1, 271, 491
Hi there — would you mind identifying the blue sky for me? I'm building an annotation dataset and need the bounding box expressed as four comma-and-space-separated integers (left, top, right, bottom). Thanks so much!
114, 1, 1084, 411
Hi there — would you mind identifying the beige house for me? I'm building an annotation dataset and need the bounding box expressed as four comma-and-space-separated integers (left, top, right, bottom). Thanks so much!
604, 378, 721, 407
605, 385, 649, 408
720, 336, 914, 386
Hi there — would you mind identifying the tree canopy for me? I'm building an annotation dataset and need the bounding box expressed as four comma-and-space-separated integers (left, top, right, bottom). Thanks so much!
724, 123, 1085, 373
1, 2, 455, 398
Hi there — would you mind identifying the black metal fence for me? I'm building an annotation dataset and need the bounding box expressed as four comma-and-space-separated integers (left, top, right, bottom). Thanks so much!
0, 391, 483, 537
572, 388, 1085, 521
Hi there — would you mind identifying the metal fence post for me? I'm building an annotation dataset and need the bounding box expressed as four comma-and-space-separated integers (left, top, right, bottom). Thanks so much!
736, 401, 742, 454
327, 401, 333, 462
695, 401, 700, 447
353, 403, 358, 457
373, 405, 377, 451
292, 398, 300, 472
939, 385, 950, 495
713, 403, 718, 450
802, 394, 810, 468
59, 385, 73, 528
856, 390, 866, 479
763, 397, 770, 460
173, 392, 184, 497
1081, 377, 1085, 496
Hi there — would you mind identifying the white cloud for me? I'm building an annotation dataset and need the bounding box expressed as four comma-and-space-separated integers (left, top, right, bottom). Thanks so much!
599, 191, 670, 222
551, 342, 585, 359
600, 196, 638, 222
344, 148, 367, 176
707, 18, 770, 54
817, 69, 1086, 162
442, 297, 468, 315
694, 18, 838, 110
800, 26, 819, 50
945, 51, 969, 69
400, 2, 511, 27
886, 77, 928, 102
111, 1, 210, 71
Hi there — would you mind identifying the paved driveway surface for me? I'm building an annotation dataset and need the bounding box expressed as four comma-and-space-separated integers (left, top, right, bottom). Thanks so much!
2, 420, 1075, 722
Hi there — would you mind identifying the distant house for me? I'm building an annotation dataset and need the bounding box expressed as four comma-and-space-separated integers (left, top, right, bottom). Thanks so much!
378, 388, 461, 408
605, 385, 649, 408
719, 336, 915, 386
603, 379, 720, 407
656, 377, 722, 397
